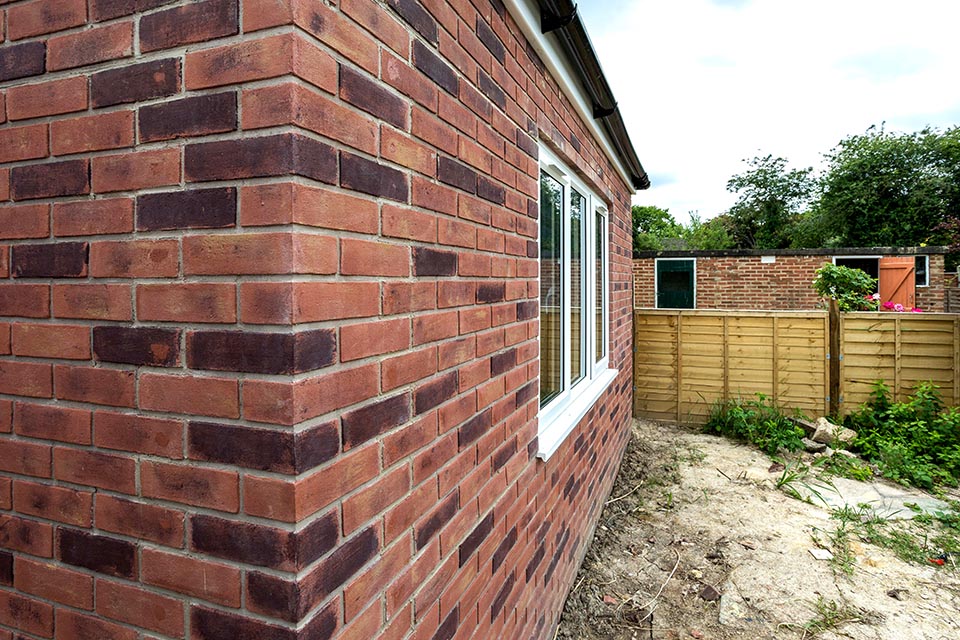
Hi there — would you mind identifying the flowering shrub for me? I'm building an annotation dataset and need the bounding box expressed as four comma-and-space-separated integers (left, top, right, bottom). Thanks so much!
812, 264, 878, 311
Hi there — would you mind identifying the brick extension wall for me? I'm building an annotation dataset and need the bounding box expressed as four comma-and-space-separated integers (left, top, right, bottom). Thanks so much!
634, 253, 947, 312
0, 2, 636, 640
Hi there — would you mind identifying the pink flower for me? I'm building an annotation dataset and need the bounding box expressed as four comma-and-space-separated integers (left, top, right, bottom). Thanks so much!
882, 301, 896, 310
871, 293, 880, 300
911, 307, 923, 313
894, 303, 904, 312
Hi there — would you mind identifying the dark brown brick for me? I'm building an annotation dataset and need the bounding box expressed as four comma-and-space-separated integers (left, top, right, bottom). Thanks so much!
140, 0, 238, 52
477, 18, 505, 63
296, 510, 341, 568
93, 326, 180, 366
414, 371, 458, 415
0, 41, 46, 83
11, 160, 90, 201
490, 348, 516, 376
478, 69, 506, 111
137, 187, 236, 231
438, 157, 476, 193
186, 329, 336, 375
434, 605, 458, 640
12, 243, 88, 278
0, 551, 12, 586
478, 175, 505, 205
139, 91, 237, 142
516, 300, 537, 320
91, 58, 180, 108
477, 282, 506, 304
492, 438, 516, 471
92, 0, 178, 21
491, 570, 515, 621
413, 247, 457, 276
341, 394, 410, 449
190, 607, 296, 640
517, 129, 538, 159
525, 541, 545, 582
414, 490, 457, 550
58, 528, 136, 579
188, 421, 337, 474
340, 152, 408, 202
185, 133, 336, 184
458, 407, 491, 449
459, 512, 493, 567
386, 0, 437, 45
340, 66, 407, 129
491, 525, 517, 573
412, 40, 457, 95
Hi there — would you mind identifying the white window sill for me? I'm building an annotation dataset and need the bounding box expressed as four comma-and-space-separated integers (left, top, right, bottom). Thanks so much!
537, 368, 618, 460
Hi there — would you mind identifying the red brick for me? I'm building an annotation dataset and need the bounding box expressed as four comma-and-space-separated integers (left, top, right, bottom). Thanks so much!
0, 360, 52, 398
383, 476, 436, 542
414, 311, 460, 345
141, 460, 239, 512
54, 365, 136, 408
296, 444, 380, 519
383, 281, 438, 315
96, 579, 184, 638
53, 284, 132, 321
55, 609, 138, 640
239, 182, 377, 233
0, 439, 51, 478
94, 411, 183, 458
137, 283, 237, 323
0, 204, 50, 240
95, 494, 184, 548
183, 232, 337, 275
384, 412, 438, 466
382, 49, 439, 111
14, 402, 91, 444
343, 465, 411, 534
341, 318, 410, 362
382, 346, 438, 391
6, 76, 88, 121
0, 513, 53, 556
13, 480, 91, 527
7, 0, 86, 41
0, 590, 53, 638
11, 323, 90, 360
139, 372, 240, 419
53, 198, 134, 237
51, 110, 135, 156
54, 448, 136, 494
343, 538, 411, 621
89, 239, 179, 278
141, 548, 241, 607
382, 204, 438, 243
47, 20, 134, 71
296, 1, 379, 73
341, 238, 410, 277
91, 148, 180, 193
0, 123, 48, 163
14, 557, 93, 609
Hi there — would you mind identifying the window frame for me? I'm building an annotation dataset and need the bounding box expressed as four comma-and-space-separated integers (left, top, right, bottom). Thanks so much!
654, 257, 697, 309
536, 145, 616, 460
915, 255, 929, 287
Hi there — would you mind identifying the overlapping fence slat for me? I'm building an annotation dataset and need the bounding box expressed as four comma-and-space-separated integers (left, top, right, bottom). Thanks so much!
633, 310, 829, 423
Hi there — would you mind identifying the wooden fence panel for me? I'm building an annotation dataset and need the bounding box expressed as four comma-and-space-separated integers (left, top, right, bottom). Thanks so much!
633, 310, 958, 424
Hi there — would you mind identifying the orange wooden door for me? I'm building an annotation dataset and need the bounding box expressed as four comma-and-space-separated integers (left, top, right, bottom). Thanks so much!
879, 257, 916, 309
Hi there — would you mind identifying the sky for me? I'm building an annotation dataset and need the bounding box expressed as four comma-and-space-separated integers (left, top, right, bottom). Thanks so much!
578, 0, 960, 224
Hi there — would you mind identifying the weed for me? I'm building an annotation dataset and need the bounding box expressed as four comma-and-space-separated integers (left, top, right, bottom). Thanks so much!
774, 458, 835, 505
782, 595, 862, 638
819, 453, 874, 482
704, 394, 805, 455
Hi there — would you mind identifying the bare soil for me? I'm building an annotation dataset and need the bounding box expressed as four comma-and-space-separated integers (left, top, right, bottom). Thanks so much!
556, 419, 960, 640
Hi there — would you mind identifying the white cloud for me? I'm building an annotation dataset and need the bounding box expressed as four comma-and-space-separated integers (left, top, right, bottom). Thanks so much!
579, 0, 960, 224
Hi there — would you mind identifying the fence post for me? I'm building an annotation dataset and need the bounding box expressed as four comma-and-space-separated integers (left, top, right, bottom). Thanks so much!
829, 299, 841, 416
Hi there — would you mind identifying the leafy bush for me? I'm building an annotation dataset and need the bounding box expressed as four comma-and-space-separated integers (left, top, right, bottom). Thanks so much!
812, 263, 878, 311
704, 394, 805, 455
844, 381, 960, 490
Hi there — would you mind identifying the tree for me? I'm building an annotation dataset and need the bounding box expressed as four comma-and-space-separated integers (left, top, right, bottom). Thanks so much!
725, 154, 815, 249
632, 205, 683, 254
811, 125, 960, 249
684, 212, 734, 250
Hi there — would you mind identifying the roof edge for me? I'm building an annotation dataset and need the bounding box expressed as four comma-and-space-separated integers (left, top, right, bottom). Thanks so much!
635, 246, 949, 259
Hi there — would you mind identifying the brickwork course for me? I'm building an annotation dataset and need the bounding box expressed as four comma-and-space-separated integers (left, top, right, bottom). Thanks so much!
0, 1, 640, 639
634, 251, 947, 312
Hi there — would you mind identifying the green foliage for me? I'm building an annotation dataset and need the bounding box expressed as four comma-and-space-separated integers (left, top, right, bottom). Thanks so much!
704, 394, 805, 455
632, 205, 682, 255
811, 263, 878, 311
844, 381, 960, 490
819, 453, 874, 482
726, 154, 815, 249
683, 212, 735, 250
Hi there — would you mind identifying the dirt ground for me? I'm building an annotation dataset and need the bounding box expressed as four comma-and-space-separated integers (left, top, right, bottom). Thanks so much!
556, 419, 960, 640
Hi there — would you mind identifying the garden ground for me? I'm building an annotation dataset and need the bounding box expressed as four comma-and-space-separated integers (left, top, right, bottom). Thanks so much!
556, 419, 960, 639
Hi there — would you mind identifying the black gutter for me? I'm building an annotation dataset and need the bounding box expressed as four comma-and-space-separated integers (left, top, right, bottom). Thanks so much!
536, 0, 650, 191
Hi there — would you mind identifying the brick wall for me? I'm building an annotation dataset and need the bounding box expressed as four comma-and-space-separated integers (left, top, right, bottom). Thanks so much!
634, 254, 948, 312
0, 2, 636, 640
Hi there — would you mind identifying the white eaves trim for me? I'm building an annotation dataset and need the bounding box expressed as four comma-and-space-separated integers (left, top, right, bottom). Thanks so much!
503, 0, 636, 193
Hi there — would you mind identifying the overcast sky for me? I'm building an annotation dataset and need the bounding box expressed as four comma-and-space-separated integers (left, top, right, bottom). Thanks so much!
578, 0, 960, 224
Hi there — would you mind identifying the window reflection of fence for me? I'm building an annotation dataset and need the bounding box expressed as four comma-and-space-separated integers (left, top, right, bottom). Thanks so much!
633, 310, 960, 423
540, 307, 583, 402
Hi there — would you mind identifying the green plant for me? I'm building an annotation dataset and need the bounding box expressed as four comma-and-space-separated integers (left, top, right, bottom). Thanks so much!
844, 381, 960, 490
819, 453, 874, 482
812, 263, 878, 311
775, 458, 835, 505
704, 394, 805, 455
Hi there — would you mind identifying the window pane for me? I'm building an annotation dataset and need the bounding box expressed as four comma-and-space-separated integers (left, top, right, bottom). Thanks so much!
595, 211, 605, 363
569, 189, 585, 386
915, 256, 928, 286
540, 172, 563, 405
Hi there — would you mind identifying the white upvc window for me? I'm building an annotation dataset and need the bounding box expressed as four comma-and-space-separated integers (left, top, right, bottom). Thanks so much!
915, 255, 929, 287
537, 145, 616, 460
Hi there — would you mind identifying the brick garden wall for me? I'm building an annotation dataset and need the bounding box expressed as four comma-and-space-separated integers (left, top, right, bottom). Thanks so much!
634, 254, 947, 312
0, 2, 636, 639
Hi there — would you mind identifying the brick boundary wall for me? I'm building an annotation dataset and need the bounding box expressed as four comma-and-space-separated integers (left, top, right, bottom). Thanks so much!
0, 2, 636, 640
634, 253, 947, 312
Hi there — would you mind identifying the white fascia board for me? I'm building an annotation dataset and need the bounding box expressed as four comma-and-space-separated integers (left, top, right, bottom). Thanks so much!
503, 0, 637, 194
